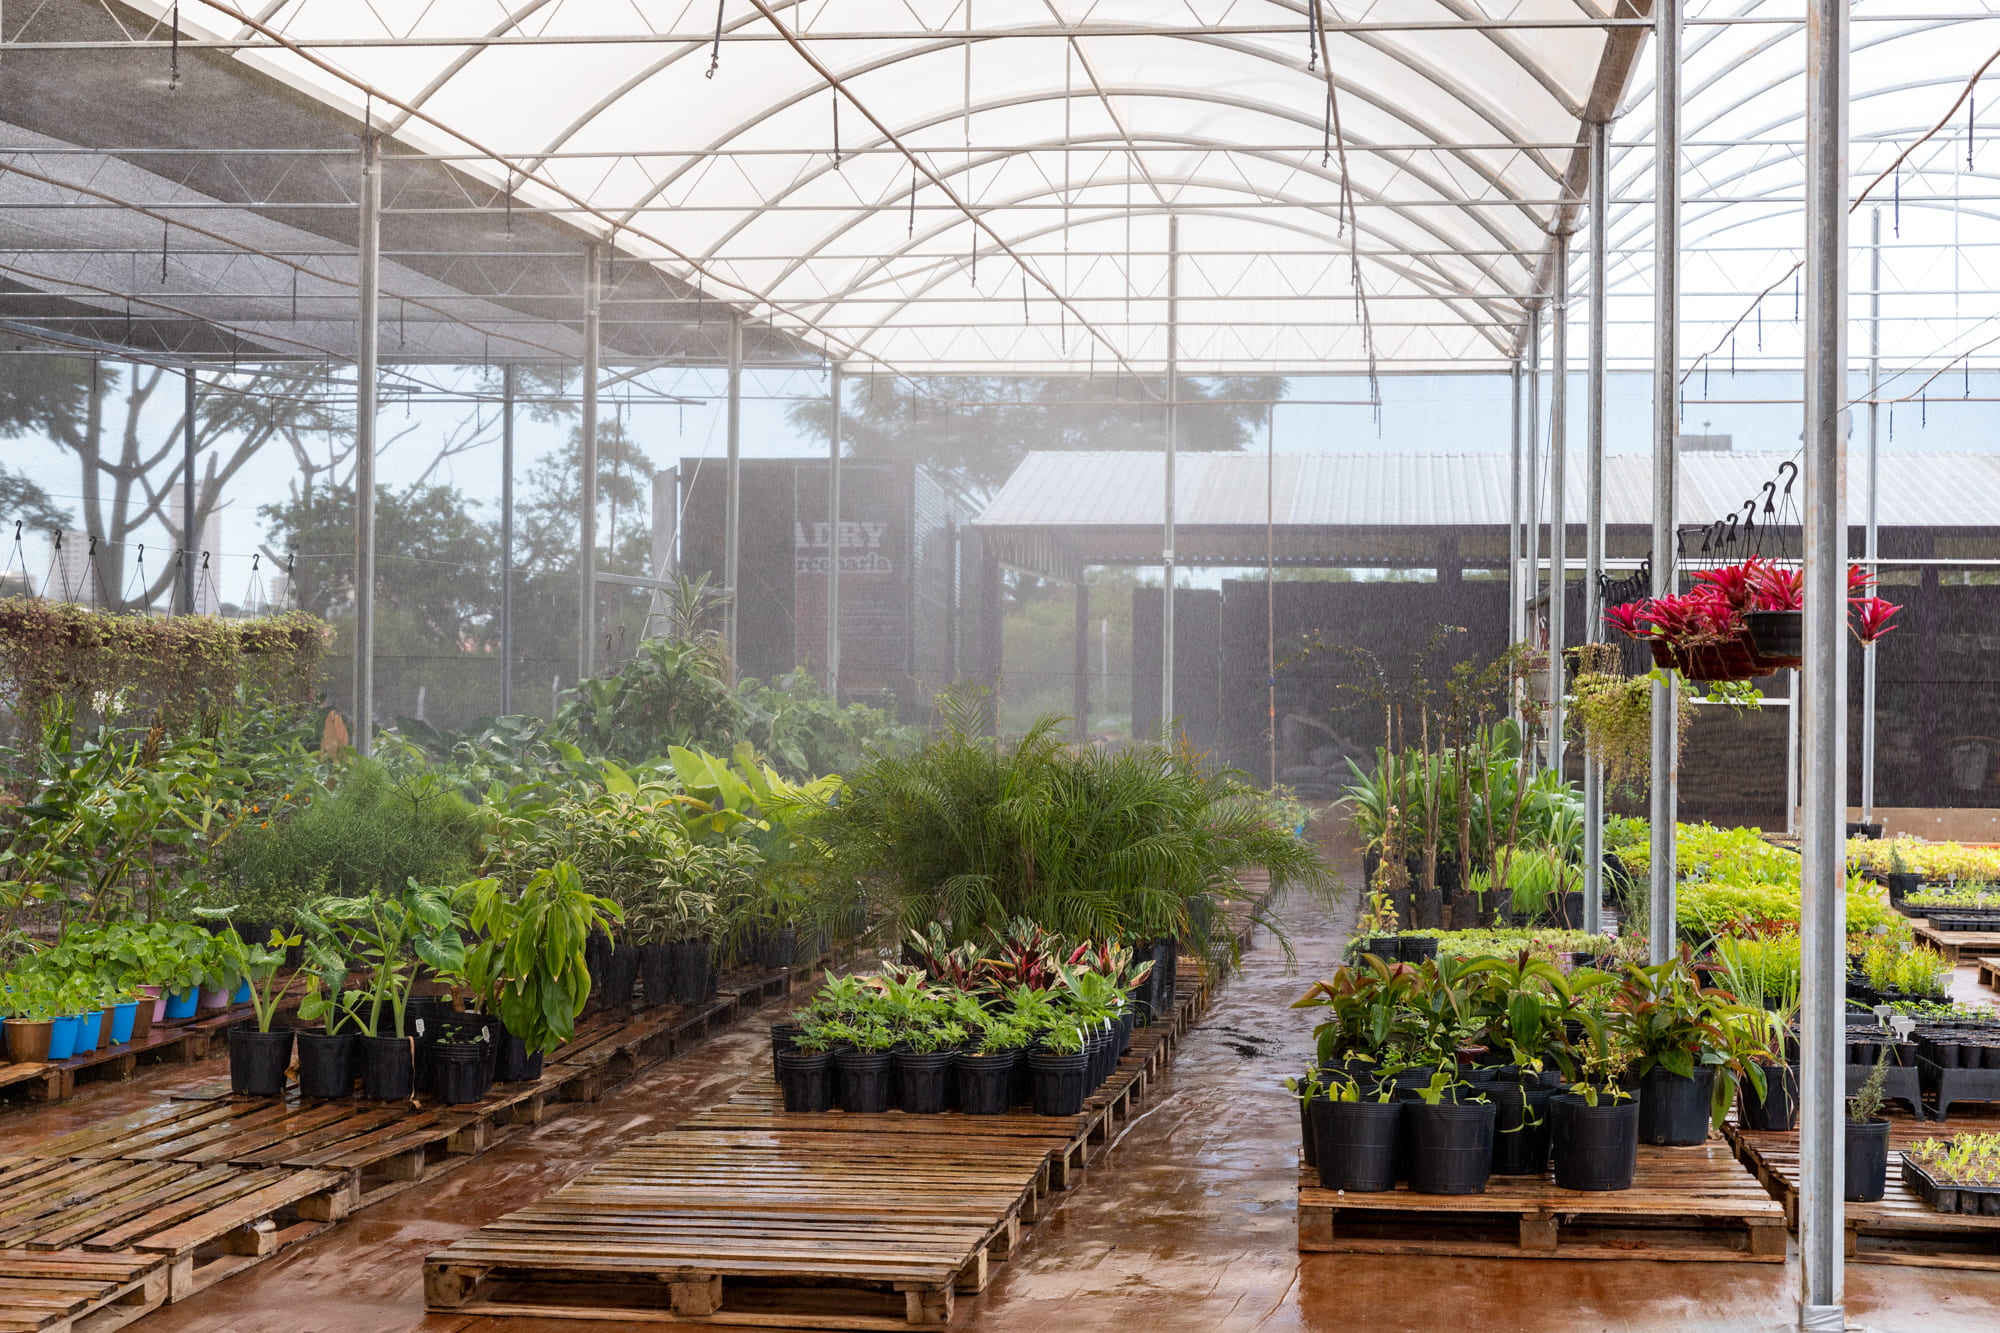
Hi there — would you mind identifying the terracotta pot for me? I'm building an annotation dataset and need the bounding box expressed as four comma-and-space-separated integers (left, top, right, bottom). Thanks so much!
4, 1018, 53, 1064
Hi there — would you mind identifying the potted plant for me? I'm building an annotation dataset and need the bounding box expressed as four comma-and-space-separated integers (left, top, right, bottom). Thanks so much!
302, 881, 466, 1101
200, 915, 302, 1098
1029, 1023, 1090, 1116
777, 1024, 836, 1112
0, 968, 59, 1063
623, 882, 715, 1010
1608, 959, 1756, 1146
430, 1024, 492, 1106
1551, 998, 1642, 1191
956, 1013, 1026, 1116
1305, 1071, 1402, 1192
827, 1015, 897, 1113
460, 864, 622, 1078
295, 946, 362, 1099
1847, 1061, 1893, 1202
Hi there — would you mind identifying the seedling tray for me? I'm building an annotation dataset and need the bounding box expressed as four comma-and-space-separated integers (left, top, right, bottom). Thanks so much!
1903, 1157, 2000, 1216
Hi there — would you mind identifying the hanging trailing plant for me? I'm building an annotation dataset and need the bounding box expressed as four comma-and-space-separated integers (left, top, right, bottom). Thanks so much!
0, 599, 326, 737
1568, 644, 1686, 788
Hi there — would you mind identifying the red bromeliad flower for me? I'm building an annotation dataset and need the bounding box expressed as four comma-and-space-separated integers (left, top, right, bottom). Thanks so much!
1693, 561, 1756, 611
1603, 601, 1653, 639
1745, 559, 1803, 611
1850, 596, 1901, 644
1848, 564, 1876, 597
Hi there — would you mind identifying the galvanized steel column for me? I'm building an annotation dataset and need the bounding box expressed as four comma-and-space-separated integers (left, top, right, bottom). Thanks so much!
353, 132, 382, 757
1798, 0, 1851, 1319
725, 314, 744, 681
1862, 208, 1881, 824
1527, 302, 1542, 689
181, 368, 197, 615
580, 244, 601, 682
1648, 0, 1682, 966
827, 362, 842, 697
1548, 233, 1569, 774
500, 363, 515, 716
1584, 120, 1609, 936
1162, 214, 1178, 735
1509, 358, 1523, 663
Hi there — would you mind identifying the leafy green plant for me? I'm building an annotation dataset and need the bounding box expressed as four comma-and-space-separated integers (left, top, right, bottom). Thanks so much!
459, 864, 622, 1054
1849, 1061, 1891, 1123
195, 917, 301, 1033
299, 881, 466, 1039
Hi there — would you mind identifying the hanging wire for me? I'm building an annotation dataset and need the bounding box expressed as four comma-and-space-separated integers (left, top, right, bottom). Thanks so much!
708, 0, 726, 77
170, 4, 181, 90
908, 167, 917, 238
1306, 0, 1318, 71
831, 90, 841, 168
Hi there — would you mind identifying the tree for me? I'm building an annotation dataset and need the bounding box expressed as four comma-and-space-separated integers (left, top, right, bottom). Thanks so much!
786, 374, 1287, 505
0, 465, 73, 534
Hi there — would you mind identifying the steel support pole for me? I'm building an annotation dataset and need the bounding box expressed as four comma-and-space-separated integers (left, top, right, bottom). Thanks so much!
1161, 213, 1178, 736
180, 368, 196, 615
1509, 358, 1523, 663
353, 132, 382, 757
1527, 302, 1542, 665
1548, 233, 1569, 774
725, 314, 744, 681
1584, 119, 1609, 937
1648, 0, 1682, 966
1862, 208, 1881, 825
579, 243, 601, 682
500, 363, 515, 716
1073, 575, 1090, 741
1798, 0, 1851, 1319
827, 362, 842, 697
1788, 669, 1800, 836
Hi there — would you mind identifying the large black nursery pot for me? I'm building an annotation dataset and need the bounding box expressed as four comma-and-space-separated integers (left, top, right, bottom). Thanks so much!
1404, 1099, 1496, 1195
494, 1025, 544, 1083
296, 1029, 356, 1099
1551, 1092, 1641, 1191
770, 1022, 805, 1083
669, 939, 713, 1006
1740, 1063, 1800, 1132
1029, 1051, 1090, 1116
638, 944, 674, 1008
359, 1034, 415, 1100
601, 942, 640, 1009
895, 1049, 956, 1114
1398, 936, 1439, 965
432, 1043, 488, 1106
834, 1049, 893, 1113
227, 1024, 294, 1097
1846, 1118, 1892, 1202
759, 926, 799, 971
584, 931, 612, 1011
1634, 1065, 1717, 1146
1312, 1097, 1401, 1192
1484, 1078, 1556, 1176
1747, 609, 1803, 666
955, 1050, 1017, 1116
777, 1050, 835, 1112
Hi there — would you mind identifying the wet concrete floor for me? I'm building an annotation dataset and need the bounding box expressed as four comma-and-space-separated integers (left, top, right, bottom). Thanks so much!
8, 876, 2000, 1332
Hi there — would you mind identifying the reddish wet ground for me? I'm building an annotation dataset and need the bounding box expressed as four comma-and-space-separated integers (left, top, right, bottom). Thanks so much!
7, 863, 2000, 1332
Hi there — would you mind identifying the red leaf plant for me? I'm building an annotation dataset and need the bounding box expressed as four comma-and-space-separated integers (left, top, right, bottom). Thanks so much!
1850, 596, 1900, 645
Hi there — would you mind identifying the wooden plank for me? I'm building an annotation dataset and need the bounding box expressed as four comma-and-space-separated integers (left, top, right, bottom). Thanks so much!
128, 1169, 344, 1258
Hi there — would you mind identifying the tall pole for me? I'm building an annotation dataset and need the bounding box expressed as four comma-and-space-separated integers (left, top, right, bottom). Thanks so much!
1584, 120, 1608, 937
579, 244, 601, 682
353, 132, 382, 757
1648, 0, 1682, 966
1268, 403, 1277, 789
1161, 213, 1178, 735
725, 313, 744, 681
1527, 303, 1543, 665
1862, 208, 1882, 825
1548, 232, 1569, 774
180, 368, 197, 615
500, 363, 515, 716
827, 362, 842, 697
1509, 358, 1523, 662
1798, 0, 1851, 1317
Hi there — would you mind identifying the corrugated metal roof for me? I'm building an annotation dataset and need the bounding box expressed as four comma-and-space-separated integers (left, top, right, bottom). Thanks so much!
975, 451, 2000, 531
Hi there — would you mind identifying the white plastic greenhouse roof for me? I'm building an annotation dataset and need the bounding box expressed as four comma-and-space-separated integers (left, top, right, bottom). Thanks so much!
4, 1, 2000, 383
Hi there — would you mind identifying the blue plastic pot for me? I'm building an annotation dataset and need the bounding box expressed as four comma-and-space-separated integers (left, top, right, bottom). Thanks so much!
47, 1014, 81, 1060
232, 979, 251, 1004
75, 1010, 104, 1054
164, 987, 198, 1020
109, 1001, 138, 1045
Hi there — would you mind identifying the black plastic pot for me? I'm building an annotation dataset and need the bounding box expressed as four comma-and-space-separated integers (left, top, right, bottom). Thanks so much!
296, 1029, 356, 1099
584, 930, 611, 1011
760, 926, 799, 971
432, 1043, 488, 1105
1089, 1026, 1117, 1088
1486, 1079, 1556, 1176
1551, 1092, 1641, 1191
1311, 1097, 1401, 1192
895, 1049, 956, 1113
1634, 1066, 1717, 1146
770, 1022, 805, 1083
1747, 609, 1803, 662
638, 944, 674, 1008
1116, 1011, 1134, 1057
1356, 935, 1399, 962
1298, 1093, 1318, 1169
1846, 1118, 1892, 1202
1398, 936, 1439, 965
228, 1024, 294, 1097
778, 1049, 835, 1112
494, 1028, 544, 1083
1404, 1100, 1496, 1195
955, 1050, 1017, 1116
669, 939, 713, 1005
359, 1034, 415, 1101
1740, 1063, 1800, 1132
1885, 872, 1920, 904
1029, 1051, 1090, 1116
601, 943, 640, 1009
834, 1049, 893, 1113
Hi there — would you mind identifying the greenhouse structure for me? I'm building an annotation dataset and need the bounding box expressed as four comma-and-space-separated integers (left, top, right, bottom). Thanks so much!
4, 1, 2000, 1330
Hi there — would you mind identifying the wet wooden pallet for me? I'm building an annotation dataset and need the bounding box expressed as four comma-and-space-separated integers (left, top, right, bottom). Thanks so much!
1977, 956, 2000, 991
423, 981, 1218, 1329
0, 1250, 168, 1333
0, 1063, 62, 1105
0, 1001, 274, 1112
1914, 922, 2000, 965
1729, 1110, 2000, 1269
0, 1154, 343, 1303
1297, 1139, 1786, 1262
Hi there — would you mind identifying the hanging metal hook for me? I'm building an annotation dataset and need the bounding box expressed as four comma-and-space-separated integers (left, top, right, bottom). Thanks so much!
1778, 459, 1799, 495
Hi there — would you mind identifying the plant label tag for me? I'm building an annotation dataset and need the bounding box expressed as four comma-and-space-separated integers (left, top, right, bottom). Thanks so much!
415, 1018, 426, 1037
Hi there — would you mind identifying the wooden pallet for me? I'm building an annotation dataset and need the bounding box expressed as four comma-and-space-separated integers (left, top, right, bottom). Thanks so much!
0, 1000, 274, 1111
423, 979, 1218, 1329
1976, 956, 2000, 991
1729, 1110, 2000, 1268
0, 1062, 62, 1105
1296, 1140, 1786, 1262
0, 1250, 168, 1333
1913, 922, 2000, 965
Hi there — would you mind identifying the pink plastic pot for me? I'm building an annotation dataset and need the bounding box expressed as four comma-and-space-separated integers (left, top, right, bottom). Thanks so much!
139, 985, 165, 1024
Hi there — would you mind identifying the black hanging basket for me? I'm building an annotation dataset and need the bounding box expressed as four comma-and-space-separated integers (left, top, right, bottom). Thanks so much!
1745, 610, 1803, 669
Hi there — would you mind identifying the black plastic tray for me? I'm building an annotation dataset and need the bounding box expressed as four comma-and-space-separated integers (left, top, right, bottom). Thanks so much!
1902, 1156, 2000, 1215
